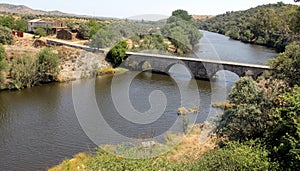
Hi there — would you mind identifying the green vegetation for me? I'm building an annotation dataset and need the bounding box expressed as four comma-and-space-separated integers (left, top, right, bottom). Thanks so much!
291, 6, 300, 34
10, 55, 37, 89
269, 42, 300, 86
106, 40, 128, 67
197, 3, 299, 52
215, 39, 300, 170
76, 23, 90, 40
266, 87, 300, 170
34, 27, 47, 37
217, 77, 271, 141
0, 44, 8, 87
90, 9, 201, 56
0, 15, 28, 32
4, 47, 59, 90
162, 9, 202, 54
90, 25, 120, 49
37, 47, 60, 83
171, 9, 192, 21
130, 34, 169, 53
190, 141, 278, 170
0, 26, 14, 45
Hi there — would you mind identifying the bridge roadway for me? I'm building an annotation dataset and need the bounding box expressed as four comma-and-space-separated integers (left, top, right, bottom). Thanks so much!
46, 39, 270, 80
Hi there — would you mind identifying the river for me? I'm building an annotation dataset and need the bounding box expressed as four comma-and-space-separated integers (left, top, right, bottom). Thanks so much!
0, 31, 278, 171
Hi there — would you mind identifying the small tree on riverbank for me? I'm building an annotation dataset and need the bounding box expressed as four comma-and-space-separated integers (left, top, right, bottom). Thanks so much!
0, 44, 8, 86
37, 47, 60, 82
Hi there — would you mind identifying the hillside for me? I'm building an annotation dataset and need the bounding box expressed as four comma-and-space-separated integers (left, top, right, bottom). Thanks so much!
0, 3, 76, 16
196, 2, 299, 52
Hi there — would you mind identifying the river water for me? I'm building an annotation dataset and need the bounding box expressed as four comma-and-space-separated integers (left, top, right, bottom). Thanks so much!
0, 31, 278, 170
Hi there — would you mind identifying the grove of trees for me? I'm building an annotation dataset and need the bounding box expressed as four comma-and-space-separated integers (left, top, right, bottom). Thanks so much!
196, 3, 299, 52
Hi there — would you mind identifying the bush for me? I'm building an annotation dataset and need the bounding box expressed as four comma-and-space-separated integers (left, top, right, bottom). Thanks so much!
269, 42, 300, 86
10, 56, 37, 89
106, 40, 128, 67
0, 44, 7, 86
34, 27, 46, 37
190, 141, 278, 170
0, 44, 5, 61
217, 77, 272, 141
37, 47, 60, 82
76, 23, 90, 40
0, 26, 14, 45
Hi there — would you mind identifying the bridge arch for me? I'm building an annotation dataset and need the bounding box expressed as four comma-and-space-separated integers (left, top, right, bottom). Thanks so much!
138, 60, 152, 71
165, 63, 193, 79
212, 70, 240, 81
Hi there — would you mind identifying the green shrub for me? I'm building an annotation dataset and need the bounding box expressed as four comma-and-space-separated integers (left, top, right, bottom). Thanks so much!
106, 40, 128, 67
10, 56, 37, 89
37, 47, 60, 82
0, 44, 5, 61
34, 27, 46, 37
0, 44, 7, 86
217, 77, 272, 141
76, 23, 90, 40
269, 42, 300, 86
189, 141, 278, 170
0, 26, 14, 45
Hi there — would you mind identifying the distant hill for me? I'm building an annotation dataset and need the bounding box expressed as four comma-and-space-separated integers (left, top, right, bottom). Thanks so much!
0, 3, 75, 16
127, 14, 169, 21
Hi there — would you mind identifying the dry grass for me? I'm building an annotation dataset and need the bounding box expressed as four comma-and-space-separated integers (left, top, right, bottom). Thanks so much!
167, 124, 218, 163
48, 123, 218, 171
48, 153, 88, 171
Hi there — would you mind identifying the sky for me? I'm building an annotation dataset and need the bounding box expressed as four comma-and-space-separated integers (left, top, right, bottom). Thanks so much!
0, 0, 298, 18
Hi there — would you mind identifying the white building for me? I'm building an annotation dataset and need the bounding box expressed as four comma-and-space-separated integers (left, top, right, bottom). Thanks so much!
28, 19, 52, 32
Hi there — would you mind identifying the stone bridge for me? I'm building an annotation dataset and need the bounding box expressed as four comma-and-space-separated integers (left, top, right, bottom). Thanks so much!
123, 52, 270, 80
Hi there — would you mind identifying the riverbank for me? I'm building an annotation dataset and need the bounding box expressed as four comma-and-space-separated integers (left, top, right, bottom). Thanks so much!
49, 123, 218, 171
0, 38, 115, 90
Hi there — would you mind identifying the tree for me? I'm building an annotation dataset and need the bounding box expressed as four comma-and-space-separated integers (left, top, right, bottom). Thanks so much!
106, 40, 128, 67
34, 27, 46, 37
0, 44, 7, 85
76, 23, 90, 40
13, 19, 28, 32
162, 12, 202, 54
217, 77, 271, 141
268, 42, 300, 86
266, 87, 300, 170
0, 15, 14, 29
0, 26, 14, 45
170, 9, 192, 22
37, 47, 60, 82
90, 26, 120, 49
290, 6, 300, 34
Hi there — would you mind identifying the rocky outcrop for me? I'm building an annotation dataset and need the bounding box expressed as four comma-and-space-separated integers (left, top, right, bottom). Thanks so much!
55, 46, 110, 82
